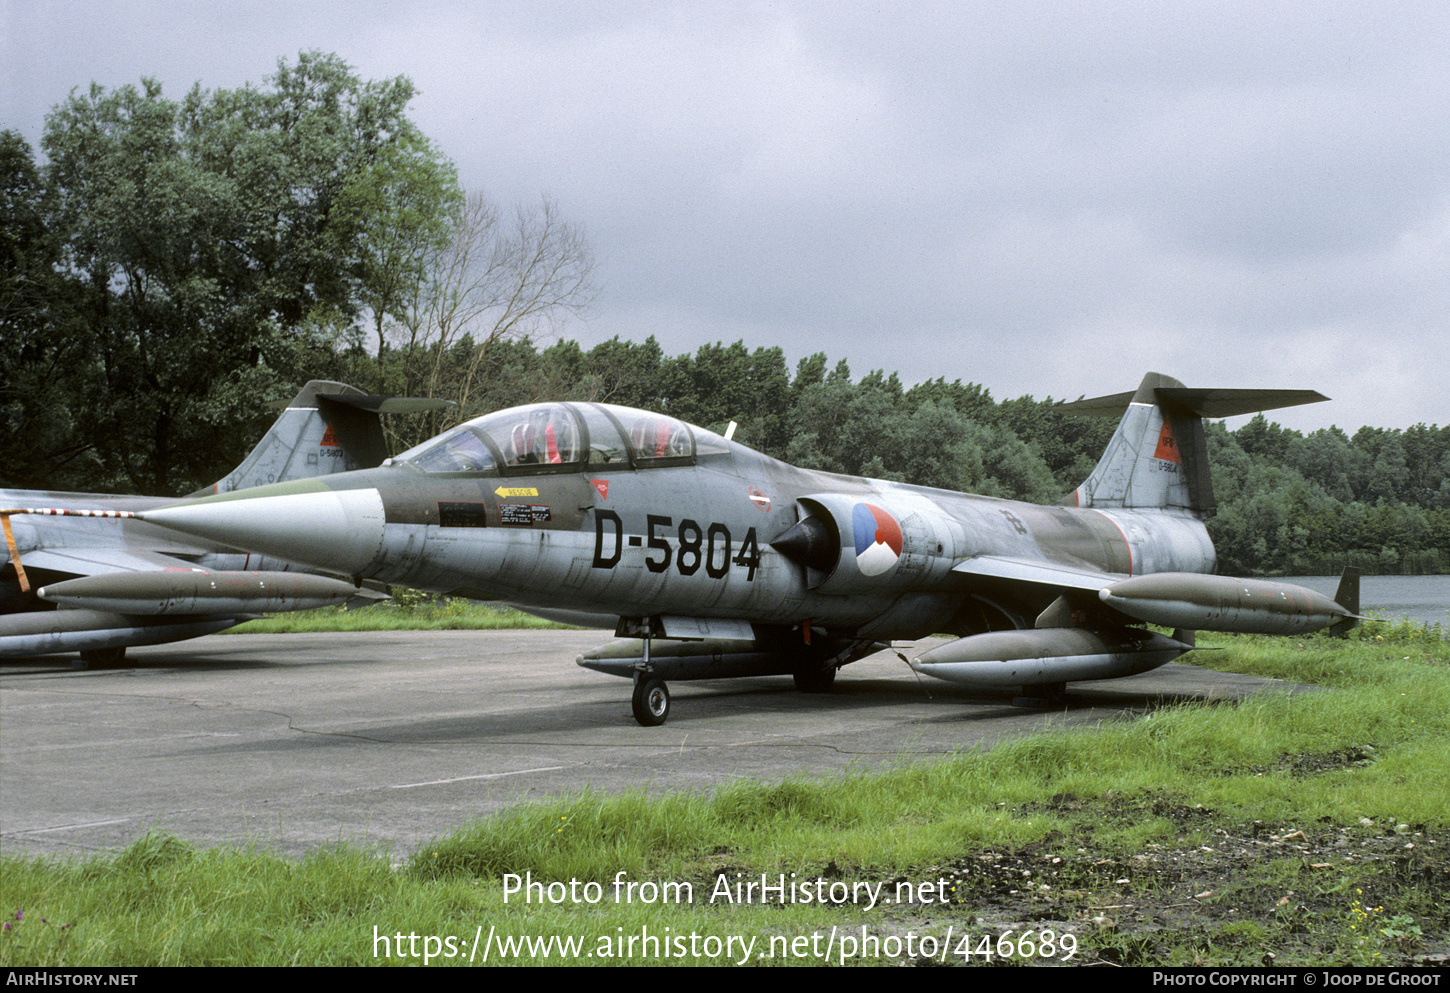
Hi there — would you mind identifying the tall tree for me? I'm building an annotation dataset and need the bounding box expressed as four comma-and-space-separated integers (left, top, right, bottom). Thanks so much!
0, 131, 96, 488
39, 52, 462, 493
384, 191, 597, 447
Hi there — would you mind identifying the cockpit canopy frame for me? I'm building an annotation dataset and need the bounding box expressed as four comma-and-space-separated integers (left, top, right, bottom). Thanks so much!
396, 401, 706, 476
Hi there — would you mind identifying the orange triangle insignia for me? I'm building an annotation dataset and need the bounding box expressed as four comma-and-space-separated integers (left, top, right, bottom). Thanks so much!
1153, 420, 1181, 463
591, 479, 609, 500
320, 424, 340, 448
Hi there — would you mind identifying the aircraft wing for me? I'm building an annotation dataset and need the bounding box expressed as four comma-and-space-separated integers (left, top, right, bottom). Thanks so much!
951, 553, 1358, 641
15, 547, 206, 577
951, 555, 1127, 591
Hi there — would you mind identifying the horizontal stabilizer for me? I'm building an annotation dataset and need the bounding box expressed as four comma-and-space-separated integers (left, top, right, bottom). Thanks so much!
1058, 387, 1328, 419
1060, 373, 1329, 514
314, 395, 453, 415
212, 382, 454, 495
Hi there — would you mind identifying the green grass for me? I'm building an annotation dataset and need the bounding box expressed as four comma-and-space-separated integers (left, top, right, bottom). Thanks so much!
224, 596, 573, 634
4, 623, 1449, 966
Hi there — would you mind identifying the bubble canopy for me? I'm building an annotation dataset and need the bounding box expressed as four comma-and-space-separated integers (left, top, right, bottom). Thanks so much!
396, 402, 729, 475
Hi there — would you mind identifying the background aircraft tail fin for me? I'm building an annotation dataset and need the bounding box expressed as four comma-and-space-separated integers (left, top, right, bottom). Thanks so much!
201, 381, 451, 495
1058, 372, 1327, 514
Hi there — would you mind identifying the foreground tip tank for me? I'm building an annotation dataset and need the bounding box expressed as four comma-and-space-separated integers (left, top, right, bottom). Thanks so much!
913, 571, 1361, 692
1098, 573, 1357, 635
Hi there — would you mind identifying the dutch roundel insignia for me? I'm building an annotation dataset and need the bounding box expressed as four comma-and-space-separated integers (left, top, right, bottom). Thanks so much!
852, 503, 903, 576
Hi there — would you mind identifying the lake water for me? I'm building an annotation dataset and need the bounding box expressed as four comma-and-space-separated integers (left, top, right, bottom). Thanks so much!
1280, 574, 1450, 630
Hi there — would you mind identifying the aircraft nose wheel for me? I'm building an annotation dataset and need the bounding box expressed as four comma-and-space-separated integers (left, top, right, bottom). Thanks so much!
632, 675, 671, 726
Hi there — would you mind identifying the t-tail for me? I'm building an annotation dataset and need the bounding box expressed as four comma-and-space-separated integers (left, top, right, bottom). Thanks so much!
202, 381, 450, 495
1058, 372, 1328, 515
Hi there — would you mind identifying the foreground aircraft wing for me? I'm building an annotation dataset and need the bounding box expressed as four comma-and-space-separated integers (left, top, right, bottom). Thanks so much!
951, 555, 1127, 591
12, 547, 207, 577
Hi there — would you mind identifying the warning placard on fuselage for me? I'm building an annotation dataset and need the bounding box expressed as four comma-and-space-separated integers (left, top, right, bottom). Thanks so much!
438, 502, 489, 528
499, 504, 552, 526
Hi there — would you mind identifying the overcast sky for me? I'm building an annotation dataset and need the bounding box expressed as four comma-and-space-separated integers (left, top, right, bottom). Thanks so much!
6, 0, 1449, 433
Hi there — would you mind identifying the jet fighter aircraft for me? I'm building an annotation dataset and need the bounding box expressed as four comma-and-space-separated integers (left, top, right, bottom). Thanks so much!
0, 381, 444, 665
130, 372, 1360, 724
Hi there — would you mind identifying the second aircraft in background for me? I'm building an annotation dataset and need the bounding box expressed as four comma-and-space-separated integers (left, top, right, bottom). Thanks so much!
0, 382, 445, 665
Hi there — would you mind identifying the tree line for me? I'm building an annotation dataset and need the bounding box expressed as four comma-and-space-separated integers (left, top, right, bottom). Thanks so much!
381, 333, 1450, 578
2, 52, 593, 495
3, 55, 1445, 576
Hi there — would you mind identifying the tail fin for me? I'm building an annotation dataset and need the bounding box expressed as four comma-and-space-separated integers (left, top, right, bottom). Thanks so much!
1329, 566, 1362, 637
201, 381, 450, 495
1058, 372, 1327, 514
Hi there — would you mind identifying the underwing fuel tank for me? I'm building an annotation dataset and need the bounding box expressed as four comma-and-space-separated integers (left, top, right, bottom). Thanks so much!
1098, 573, 1355, 635
37, 571, 360, 615
578, 639, 801, 681
577, 634, 890, 682
912, 628, 1194, 687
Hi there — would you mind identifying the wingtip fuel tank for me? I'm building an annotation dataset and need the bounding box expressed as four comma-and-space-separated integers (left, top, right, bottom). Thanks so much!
1098, 573, 1356, 635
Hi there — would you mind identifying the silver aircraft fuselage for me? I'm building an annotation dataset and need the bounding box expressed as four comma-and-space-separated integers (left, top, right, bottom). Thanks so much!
136, 404, 1213, 641
133, 377, 1352, 725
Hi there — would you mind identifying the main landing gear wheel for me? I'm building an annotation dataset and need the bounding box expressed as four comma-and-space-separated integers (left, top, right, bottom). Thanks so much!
793, 665, 837, 693
76, 646, 126, 669
1012, 681, 1067, 708
632, 676, 671, 726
